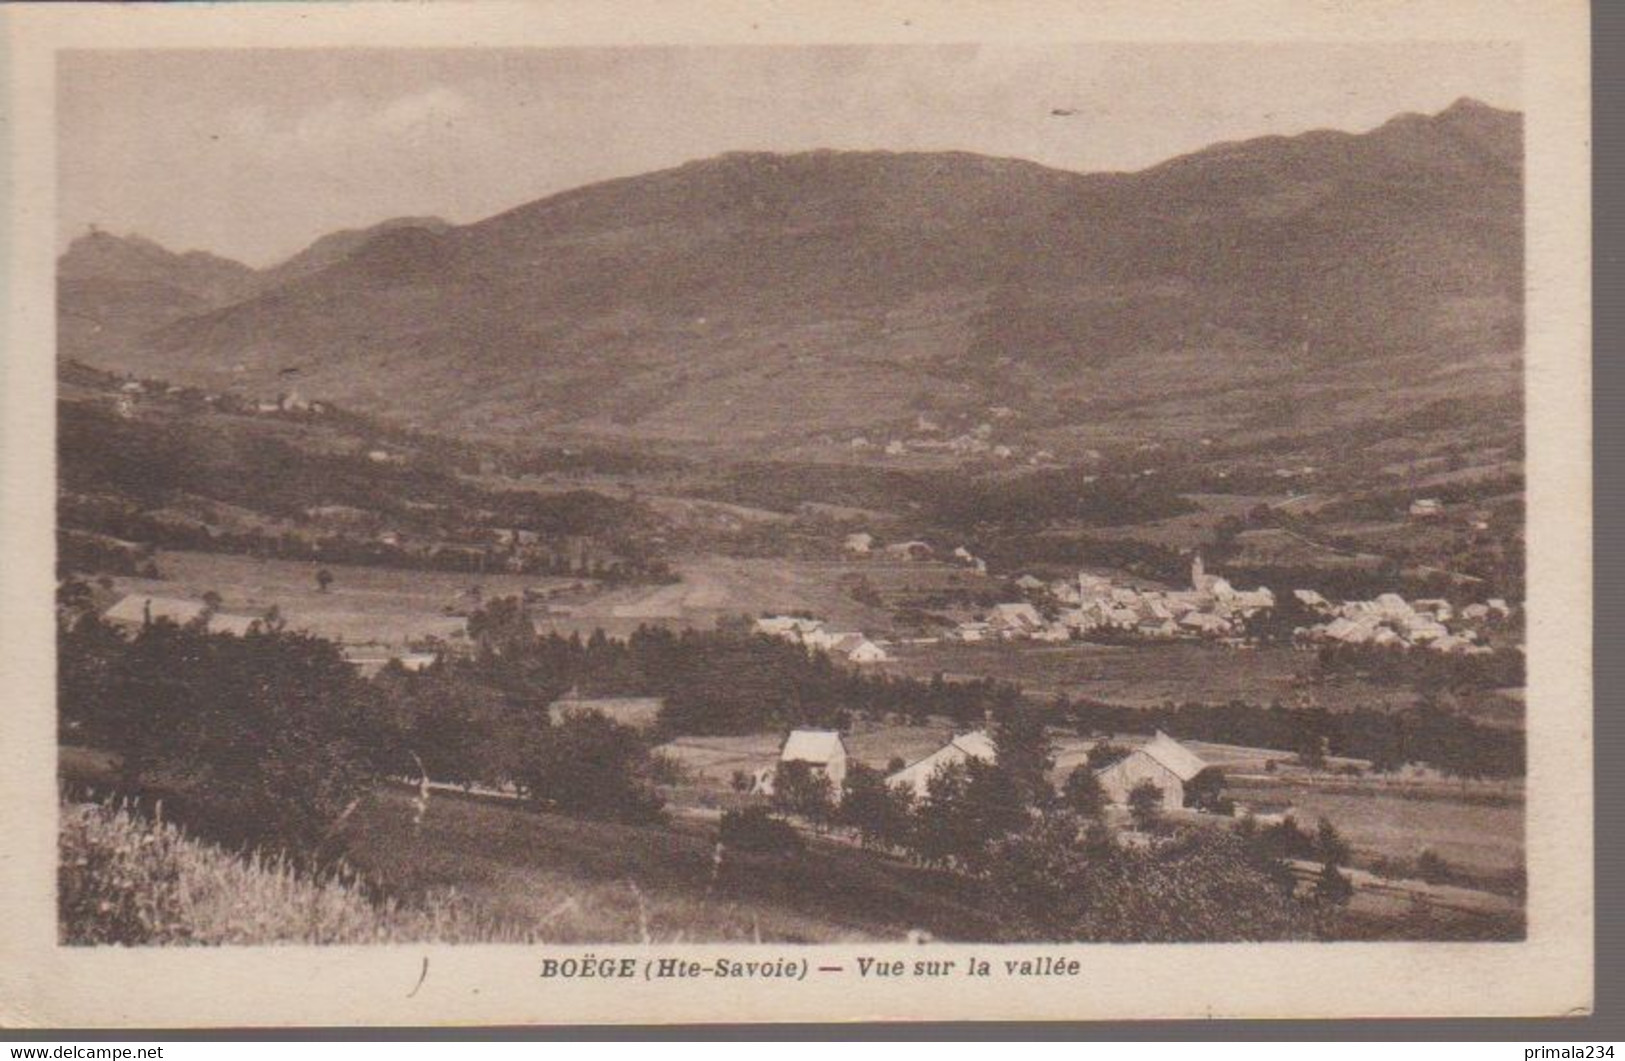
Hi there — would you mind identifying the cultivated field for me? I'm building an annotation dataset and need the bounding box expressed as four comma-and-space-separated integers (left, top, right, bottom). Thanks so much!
881, 639, 1418, 712
536, 556, 997, 638
1227, 778, 1525, 882
115, 550, 567, 647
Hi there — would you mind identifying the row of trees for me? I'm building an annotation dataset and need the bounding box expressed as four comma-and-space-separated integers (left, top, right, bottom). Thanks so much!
457, 603, 1024, 735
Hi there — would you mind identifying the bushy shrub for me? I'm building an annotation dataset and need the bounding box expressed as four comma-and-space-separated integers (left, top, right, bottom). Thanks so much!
718, 807, 803, 857
771, 760, 836, 826
1127, 780, 1165, 831
1417, 848, 1454, 884
517, 709, 665, 824
837, 763, 914, 850
984, 819, 1311, 942
1061, 766, 1107, 818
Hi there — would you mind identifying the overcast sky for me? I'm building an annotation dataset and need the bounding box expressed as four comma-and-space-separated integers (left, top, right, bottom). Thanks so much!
58, 43, 1519, 267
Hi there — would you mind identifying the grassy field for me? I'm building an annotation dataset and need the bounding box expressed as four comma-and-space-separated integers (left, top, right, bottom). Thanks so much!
1088, 492, 1284, 551
60, 745, 997, 944
113, 550, 567, 647
1226, 778, 1525, 883
340, 786, 996, 943
537, 556, 997, 639
61, 797, 533, 945
881, 639, 1418, 712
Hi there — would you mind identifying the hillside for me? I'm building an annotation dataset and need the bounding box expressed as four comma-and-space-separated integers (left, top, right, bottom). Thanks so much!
248, 215, 453, 293
63, 100, 1523, 454
57, 230, 260, 364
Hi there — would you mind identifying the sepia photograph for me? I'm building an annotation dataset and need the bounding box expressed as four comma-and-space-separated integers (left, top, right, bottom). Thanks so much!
0, 0, 1593, 1027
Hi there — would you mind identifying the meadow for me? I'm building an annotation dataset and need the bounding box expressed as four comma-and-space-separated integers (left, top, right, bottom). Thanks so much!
339, 786, 997, 943
60, 796, 533, 945
1225, 777, 1525, 884
882, 639, 1419, 712
533, 555, 998, 638
110, 549, 569, 647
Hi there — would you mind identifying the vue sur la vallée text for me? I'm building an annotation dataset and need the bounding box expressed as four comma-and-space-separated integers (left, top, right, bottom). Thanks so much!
540, 955, 1083, 982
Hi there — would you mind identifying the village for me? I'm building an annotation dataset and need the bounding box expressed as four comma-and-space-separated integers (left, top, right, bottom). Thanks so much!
754, 551, 1519, 663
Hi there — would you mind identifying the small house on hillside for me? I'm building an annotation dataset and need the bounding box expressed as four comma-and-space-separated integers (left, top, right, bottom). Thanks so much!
886, 730, 997, 798
547, 694, 665, 732
762, 728, 850, 795
343, 648, 439, 679
988, 602, 1043, 637
1409, 498, 1444, 518
883, 540, 934, 561
1095, 731, 1209, 812
208, 612, 267, 637
839, 636, 892, 664
103, 594, 208, 629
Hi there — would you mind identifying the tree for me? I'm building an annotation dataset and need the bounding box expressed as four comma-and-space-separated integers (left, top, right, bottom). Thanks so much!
315, 568, 334, 593
1086, 741, 1132, 771
1314, 818, 1351, 867
466, 595, 537, 659
718, 806, 802, 857
1183, 766, 1228, 812
772, 760, 835, 829
1061, 765, 1107, 818
56, 577, 95, 627
838, 762, 913, 850
991, 702, 1055, 808
910, 759, 1028, 872
516, 708, 664, 823
1315, 862, 1355, 906
1127, 780, 1164, 832
94, 620, 387, 852
985, 819, 1311, 942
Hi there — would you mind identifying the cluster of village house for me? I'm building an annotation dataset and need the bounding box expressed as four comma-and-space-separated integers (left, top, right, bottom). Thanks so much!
758, 554, 1514, 660
1295, 591, 1511, 654
756, 725, 1213, 815
753, 615, 893, 665
961, 556, 1277, 644
845, 411, 1058, 466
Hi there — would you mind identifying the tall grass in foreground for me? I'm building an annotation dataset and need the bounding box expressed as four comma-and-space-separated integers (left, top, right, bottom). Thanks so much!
59, 797, 535, 945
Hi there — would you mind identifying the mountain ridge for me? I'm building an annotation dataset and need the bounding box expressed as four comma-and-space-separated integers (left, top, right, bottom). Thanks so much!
60, 99, 1523, 455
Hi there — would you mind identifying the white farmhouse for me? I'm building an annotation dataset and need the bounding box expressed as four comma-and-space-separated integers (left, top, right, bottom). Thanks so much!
1095, 732, 1209, 812
886, 730, 997, 798
769, 729, 850, 795
843, 638, 892, 664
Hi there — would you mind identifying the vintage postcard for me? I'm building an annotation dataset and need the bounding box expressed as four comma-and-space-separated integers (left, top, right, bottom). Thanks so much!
0, 0, 1593, 1027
